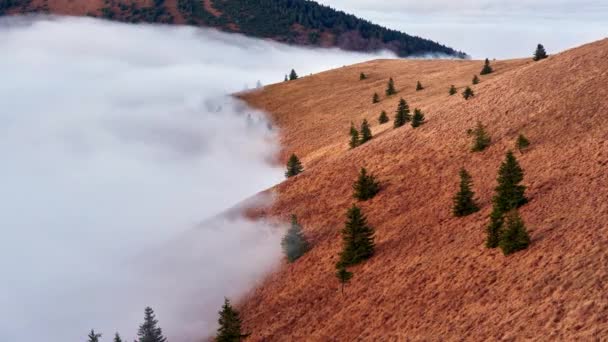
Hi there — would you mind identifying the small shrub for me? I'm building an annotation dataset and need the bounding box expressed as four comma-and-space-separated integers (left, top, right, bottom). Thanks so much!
463, 86, 475, 100
416, 81, 424, 91
449, 85, 457, 96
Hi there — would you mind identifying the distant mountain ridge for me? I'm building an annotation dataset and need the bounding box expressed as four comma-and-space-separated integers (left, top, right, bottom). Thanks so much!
0, 0, 466, 58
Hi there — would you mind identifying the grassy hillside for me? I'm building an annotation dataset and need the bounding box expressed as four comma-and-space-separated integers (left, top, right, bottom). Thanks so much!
237, 39, 608, 340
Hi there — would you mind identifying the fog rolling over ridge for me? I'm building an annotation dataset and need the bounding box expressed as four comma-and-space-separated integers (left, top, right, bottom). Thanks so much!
0, 16, 393, 342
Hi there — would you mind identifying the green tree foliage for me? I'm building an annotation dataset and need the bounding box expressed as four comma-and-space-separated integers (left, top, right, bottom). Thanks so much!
449, 85, 457, 96
386, 78, 397, 96
452, 168, 479, 217
378, 110, 389, 124
360, 119, 373, 144
335, 265, 353, 295
499, 210, 531, 255
349, 123, 360, 149
411, 108, 425, 128
394, 98, 411, 128
281, 215, 310, 262
114, 333, 123, 342
472, 75, 480, 85
284, 74, 288, 82
88, 330, 102, 342
217, 298, 249, 342
462, 86, 475, 100
516, 134, 530, 153
533, 44, 548, 61
136, 307, 167, 342
360, 72, 367, 80
289, 69, 298, 80
353, 167, 380, 201
486, 208, 504, 248
338, 205, 375, 267
471, 121, 491, 152
416, 81, 424, 91
285, 154, 304, 178
372, 92, 380, 103
480, 58, 493, 75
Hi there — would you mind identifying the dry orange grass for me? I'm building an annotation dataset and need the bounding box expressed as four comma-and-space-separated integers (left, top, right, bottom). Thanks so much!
237, 39, 608, 340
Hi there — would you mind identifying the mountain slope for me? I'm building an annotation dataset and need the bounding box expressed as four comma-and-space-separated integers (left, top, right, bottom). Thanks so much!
0, 0, 465, 58
237, 39, 608, 340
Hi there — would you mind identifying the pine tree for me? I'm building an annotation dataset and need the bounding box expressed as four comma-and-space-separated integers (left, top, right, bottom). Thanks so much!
88, 330, 101, 342
452, 168, 479, 217
284, 74, 288, 82
486, 207, 504, 248
216, 298, 248, 342
114, 333, 123, 342
463, 86, 475, 100
353, 167, 380, 201
338, 205, 375, 267
285, 154, 304, 178
289, 69, 298, 80
136, 307, 167, 342
480, 58, 493, 75
416, 81, 424, 91
493, 151, 527, 213
281, 215, 310, 262
499, 210, 531, 255
516, 134, 530, 153
360, 119, 372, 144
378, 110, 389, 124
372, 92, 380, 103
411, 108, 425, 128
394, 98, 411, 128
471, 121, 491, 152
533, 44, 548, 61
472, 75, 480, 85
335, 265, 353, 295
449, 85, 457, 96
386, 77, 397, 96
360, 72, 367, 80
349, 123, 360, 148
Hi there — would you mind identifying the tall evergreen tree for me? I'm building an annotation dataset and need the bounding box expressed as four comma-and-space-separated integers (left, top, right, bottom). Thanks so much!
360, 119, 372, 144
88, 330, 101, 342
516, 134, 530, 153
285, 153, 304, 178
452, 168, 479, 217
486, 207, 504, 248
353, 167, 380, 201
463, 86, 475, 100
289, 69, 298, 80
335, 265, 353, 295
386, 77, 397, 96
378, 110, 389, 124
449, 85, 457, 96
533, 44, 548, 61
281, 215, 310, 262
411, 108, 425, 128
372, 92, 380, 103
136, 307, 167, 342
338, 205, 375, 267
114, 333, 123, 342
480, 58, 493, 75
493, 151, 527, 213
394, 98, 411, 128
499, 210, 531, 255
349, 123, 360, 148
471, 121, 491, 152
472, 75, 480, 85
360, 72, 367, 80
216, 298, 248, 342
416, 81, 424, 91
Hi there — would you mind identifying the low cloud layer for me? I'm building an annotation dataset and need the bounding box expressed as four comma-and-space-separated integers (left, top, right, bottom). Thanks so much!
0, 16, 393, 342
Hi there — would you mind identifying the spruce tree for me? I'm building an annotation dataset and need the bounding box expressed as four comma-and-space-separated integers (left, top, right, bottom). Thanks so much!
480, 58, 493, 75
493, 151, 527, 213
353, 167, 380, 201
516, 134, 530, 153
463, 86, 475, 100
285, 154, 304, 178
88, 330, 101, 342
284, 75, 288, 82
499, 210, 531, 255
486, 208, 504, 248
472, 75, 480, 85
114, 333, 123, 342
136, 307, 167, 342
471, 121, 491, 152
372, 92, 380, 103
416, 81, 424, 91
289, 69, 298, 80
335, 265, 353, 295
360, 119, 372, 144
452, 168, 479, 217
338, 205, 375, 267
360, 72, 367, 80
281, 215, 310, 262
349, 123, 360, 149
386, 77, 397, 96
411, 108, 425, 128
216, 298, 248, 342
533, 44, 548, 61
378, 110, 389, 124
449, 85, 457, 96
394, 98, 411, 128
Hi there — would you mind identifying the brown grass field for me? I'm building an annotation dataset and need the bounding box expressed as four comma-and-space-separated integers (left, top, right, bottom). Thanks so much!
237, 38, 608, 340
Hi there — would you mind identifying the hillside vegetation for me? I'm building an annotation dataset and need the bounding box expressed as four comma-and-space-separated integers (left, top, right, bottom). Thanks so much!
238, 39, 608, 340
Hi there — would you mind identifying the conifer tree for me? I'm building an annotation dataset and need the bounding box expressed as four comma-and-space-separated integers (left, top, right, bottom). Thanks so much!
285, 154, 304, 178
216, 298, 248, 342
463, 86, 475, 100
136, 307, 167, 342
533, 44, 548, 61
378, 110, 389, 124
471, 121, 491, 152
449, 85, 457, 96
411, 108, 425, 128
516, 134, 530, 153
499, 210, 531, 255
386, 77, 397, 96
486, 208, 504, 248
360, 119, 372, 144
284, 75, 288, 82
349, 123, 360, 149
114, 333, 123, 342
335, 265, 353, 295
394, 98, 411, 128
452, 168, 479, 217
416, 81, 424, 91
372, 92, 380, 103
493, 151, 527, 213
281, 215, 310, 262
338, 205, 375, 267
360, 72, 367, 80
289, 69, 298, 80
480, 58, 493, 75
353, 167, 380, 201
472, 75, 480, 85
88, 330, 101, 342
